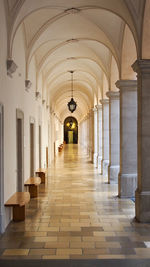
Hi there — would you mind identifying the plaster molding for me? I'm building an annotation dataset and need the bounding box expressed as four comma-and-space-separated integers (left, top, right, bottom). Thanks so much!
115, 80, 137, 91
106, 91, 119, 100
100, 99, 109, 105
95, 104, 102, 110
132, 60, 150, 75
92, 107, 97, 112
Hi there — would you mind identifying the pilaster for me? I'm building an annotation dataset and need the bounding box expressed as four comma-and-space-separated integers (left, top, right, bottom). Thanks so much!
106, 91, 120, 184
116, 80, 137, 198
92, 107, 98, 166
100, 99, 109, 177
132, 59, 150, 222
96, 104, 102, 173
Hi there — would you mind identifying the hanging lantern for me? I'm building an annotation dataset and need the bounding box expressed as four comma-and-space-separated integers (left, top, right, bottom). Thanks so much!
67, 71, 77, 113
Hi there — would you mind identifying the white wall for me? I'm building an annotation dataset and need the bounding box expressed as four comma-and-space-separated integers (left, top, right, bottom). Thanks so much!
0, 6, 50, 231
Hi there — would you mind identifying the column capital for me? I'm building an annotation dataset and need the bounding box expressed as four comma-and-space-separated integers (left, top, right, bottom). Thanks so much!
132, 59, 150, 74
92, 106, 97, 112
100, 99, 109, 105
95, 104, 102, 110
115, 80, 137, 91
106, 91, 119, 100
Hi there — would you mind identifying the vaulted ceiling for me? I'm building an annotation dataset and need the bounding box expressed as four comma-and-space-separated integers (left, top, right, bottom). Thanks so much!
5, 0, 144, 121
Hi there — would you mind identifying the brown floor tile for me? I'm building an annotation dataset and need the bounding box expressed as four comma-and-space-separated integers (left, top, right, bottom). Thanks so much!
34, 237, 57, 242
45, 241, 69, 248
95, 241, 121, 248
56, 249, 82, 255
19, 242, 45, 249
29, 249, 56, 255
109, 247, 136, 255
83, 248, 108, 255
70, 241, 95, 248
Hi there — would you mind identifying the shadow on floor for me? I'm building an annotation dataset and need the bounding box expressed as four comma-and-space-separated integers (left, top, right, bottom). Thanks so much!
0, 259, 150, 267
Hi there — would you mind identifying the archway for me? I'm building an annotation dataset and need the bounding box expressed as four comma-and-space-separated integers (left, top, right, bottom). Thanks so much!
64, 117, 78, 144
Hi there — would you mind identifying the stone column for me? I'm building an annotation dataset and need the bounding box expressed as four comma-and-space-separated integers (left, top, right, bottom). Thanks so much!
96, 104, 102, 173
100, 99, 109, 176
87, 114, 90, 158
89, 109, 94, 161
106, 91, 120, 183
116, 80, 137, 198
93, 107, 98, 166
132, 60, 150, 222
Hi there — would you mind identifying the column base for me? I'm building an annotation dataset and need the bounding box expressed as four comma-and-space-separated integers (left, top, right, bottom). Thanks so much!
108, 165, 119, 184
118, 173, 137, 198
135, 189, 150, 222
97, 156, 102, 174
0, 213, 5, 233
102, 160, 109, 176
89, 149, 93, 162
93, 153, 98, 167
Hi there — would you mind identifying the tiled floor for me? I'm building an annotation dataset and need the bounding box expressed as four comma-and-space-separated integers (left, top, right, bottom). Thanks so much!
1, 144, 150, 259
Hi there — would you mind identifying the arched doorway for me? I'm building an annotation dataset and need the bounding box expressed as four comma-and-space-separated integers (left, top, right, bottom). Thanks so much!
64, 117, 78, 144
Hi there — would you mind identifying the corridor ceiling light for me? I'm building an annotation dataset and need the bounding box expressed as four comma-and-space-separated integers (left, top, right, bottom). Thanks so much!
66, 119, 76, 129
67, 71, 77, 113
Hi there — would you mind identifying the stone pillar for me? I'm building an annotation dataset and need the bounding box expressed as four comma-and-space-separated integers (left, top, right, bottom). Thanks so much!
86, 113, 90, 156
132, 60, 150, 222
93, 107, 98, 166
96, 105, 102, 173
106, 91, 120, 183
100, 99, 109, 176
116, 80, 137, 198
89, 109, 94, 161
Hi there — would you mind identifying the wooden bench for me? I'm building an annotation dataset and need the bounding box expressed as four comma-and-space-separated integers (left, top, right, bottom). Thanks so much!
58, 144, 63, 152
5, 192, 30, 221
24, 177, 41, 198
35, 168, 47, 184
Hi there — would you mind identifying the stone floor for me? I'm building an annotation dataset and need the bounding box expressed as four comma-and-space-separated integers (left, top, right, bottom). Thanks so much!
1, 144, 150, 260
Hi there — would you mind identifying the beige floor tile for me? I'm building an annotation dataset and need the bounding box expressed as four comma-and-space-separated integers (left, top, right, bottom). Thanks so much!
29, 249, 56, 255
3, 250, 29, 256
24, 232, 47, 237
82, 236, 105, 242
38, 227, 59, 232
2, 145, 150, 260
43, 255, 70, 259
135, 248, 150, 256
97, 255, 126, 259
56, 249, 82, 255
93, 231, 116, 237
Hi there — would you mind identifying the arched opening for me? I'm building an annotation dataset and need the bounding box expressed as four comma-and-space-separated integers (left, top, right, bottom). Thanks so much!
64, 117, 78, 144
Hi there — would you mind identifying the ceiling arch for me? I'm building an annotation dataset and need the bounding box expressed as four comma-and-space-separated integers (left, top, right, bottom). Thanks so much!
6, 0, 142, 122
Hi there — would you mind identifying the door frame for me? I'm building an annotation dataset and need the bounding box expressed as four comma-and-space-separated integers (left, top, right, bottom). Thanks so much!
0, 104, 4, 233
30, 117, 35, 176
39, 125, 41, 168
16, 109, 24, 192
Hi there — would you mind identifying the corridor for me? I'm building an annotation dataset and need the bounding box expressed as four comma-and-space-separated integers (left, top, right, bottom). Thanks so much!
0, 145, 150, 260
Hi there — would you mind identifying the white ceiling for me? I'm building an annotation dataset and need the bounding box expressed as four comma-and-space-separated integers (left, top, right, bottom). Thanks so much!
7, 0, 143, 121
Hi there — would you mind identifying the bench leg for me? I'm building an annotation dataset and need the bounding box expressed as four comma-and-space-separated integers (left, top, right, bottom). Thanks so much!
29, 185, 38, 198
39, 173, 45, 184
13, 205, 25, 221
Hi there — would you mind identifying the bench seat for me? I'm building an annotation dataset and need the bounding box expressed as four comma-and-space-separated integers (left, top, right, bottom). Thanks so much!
5, 192, 30, 221
24, 177, 41, 198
